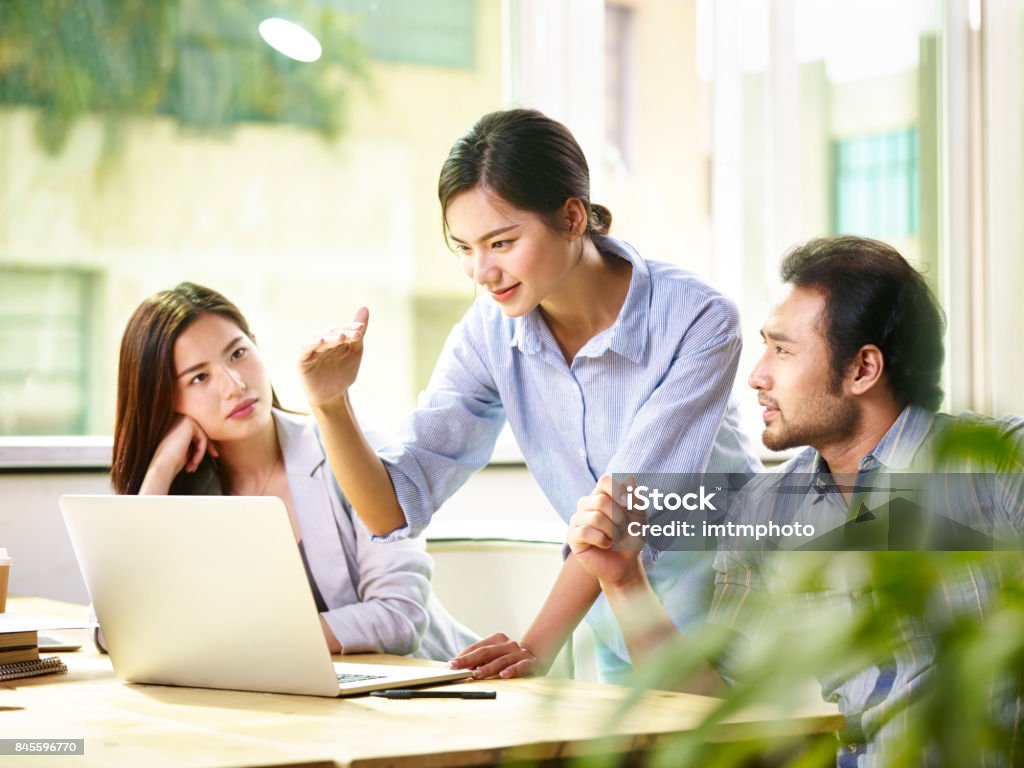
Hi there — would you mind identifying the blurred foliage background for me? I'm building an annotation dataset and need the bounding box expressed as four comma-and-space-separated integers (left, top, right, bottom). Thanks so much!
0, 0, 370, 156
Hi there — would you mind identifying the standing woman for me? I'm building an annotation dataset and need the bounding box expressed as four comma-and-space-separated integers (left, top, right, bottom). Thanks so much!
299, 108, 761, 681
109, 283, 476, 661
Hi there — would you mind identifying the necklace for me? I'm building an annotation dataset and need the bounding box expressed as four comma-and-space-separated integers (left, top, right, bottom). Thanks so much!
256, 455, 282, 496
227, 455, 281, 497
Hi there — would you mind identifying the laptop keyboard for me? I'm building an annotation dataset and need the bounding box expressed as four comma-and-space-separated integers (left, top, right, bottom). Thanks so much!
337, 672, 388, 684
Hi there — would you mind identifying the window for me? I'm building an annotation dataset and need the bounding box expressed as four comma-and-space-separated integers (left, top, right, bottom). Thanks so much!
604, 3, 635, 171
834, 128, 920, 238
331, 0, 476, 69
5, 0, 1022, 447
0, 0, 500, 439
0, 269, 98, 436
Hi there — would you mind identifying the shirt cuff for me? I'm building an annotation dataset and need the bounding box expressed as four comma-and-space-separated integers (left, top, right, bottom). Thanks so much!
368, 522, 414, 544
378, 457, 435, 539
562, 542, 661, 567
640, 543, 661, 567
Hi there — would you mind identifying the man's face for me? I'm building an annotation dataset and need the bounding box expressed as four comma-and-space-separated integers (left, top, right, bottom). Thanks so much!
749, 286, 859, 452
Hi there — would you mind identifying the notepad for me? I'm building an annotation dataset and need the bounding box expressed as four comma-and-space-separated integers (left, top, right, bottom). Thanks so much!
0, 656, 67, 682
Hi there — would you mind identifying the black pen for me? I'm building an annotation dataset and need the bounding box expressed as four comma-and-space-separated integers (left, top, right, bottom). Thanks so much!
370, 689, 496, 699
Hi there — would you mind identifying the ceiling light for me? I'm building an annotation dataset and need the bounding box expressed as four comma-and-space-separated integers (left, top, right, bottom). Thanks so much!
258, 18, 322, 63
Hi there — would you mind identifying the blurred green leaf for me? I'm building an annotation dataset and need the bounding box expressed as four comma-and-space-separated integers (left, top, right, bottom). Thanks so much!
0, 0, 371, 154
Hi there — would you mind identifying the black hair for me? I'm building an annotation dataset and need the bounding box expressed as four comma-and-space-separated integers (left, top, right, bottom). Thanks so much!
438, 108, 612, 239
780, 236, 945, 411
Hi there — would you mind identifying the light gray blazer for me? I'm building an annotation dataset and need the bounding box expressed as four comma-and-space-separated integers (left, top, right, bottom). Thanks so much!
267, 410, 477, 660
98, 410, 477, 661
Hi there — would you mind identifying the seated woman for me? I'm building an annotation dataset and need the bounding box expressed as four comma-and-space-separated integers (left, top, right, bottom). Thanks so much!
106, 282, 476, 660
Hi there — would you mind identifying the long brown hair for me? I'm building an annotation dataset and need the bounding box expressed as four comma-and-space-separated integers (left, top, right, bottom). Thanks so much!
111, 282, 283, 494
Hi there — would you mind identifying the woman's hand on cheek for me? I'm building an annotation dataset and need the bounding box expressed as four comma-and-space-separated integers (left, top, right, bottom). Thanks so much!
139, 415, 217, 495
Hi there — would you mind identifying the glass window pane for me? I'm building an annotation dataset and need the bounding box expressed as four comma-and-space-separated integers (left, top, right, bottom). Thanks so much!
705, 0, 941, 446
0, 269, 98, 435
0, 0, 500, 437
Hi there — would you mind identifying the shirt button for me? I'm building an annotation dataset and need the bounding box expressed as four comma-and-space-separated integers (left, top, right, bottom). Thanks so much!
578, 449, 587, 459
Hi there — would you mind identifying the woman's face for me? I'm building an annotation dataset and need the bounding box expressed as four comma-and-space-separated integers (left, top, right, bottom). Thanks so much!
171, 313, 273, 443
445, 186, 580, 317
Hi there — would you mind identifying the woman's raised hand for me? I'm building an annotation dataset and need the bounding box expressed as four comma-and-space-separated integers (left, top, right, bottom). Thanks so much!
298, 307, 369, 409
139, 414, 218, 495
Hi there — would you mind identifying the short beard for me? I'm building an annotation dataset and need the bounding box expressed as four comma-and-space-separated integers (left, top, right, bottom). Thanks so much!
762, 390, 860, 452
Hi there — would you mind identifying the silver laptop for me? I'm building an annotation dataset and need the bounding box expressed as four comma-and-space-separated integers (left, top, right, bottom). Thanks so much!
60, 494, 470, 697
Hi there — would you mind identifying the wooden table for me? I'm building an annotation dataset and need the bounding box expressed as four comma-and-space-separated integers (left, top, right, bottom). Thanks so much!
1, 599, 843, 767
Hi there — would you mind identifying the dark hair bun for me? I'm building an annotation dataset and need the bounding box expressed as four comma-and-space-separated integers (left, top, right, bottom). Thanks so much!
588, 203, 612, 236
440, 109, 612, 240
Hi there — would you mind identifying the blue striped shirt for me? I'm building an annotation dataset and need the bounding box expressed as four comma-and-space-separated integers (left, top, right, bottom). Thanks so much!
378, 235, 760, 537
375, 235, 761, 673
711, 405, 1024, 766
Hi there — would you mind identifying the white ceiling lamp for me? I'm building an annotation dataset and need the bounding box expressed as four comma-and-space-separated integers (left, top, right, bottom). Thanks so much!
258, 17, 322, 63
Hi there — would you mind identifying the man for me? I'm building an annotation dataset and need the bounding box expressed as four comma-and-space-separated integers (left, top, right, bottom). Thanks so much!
569, 236, 1024, 765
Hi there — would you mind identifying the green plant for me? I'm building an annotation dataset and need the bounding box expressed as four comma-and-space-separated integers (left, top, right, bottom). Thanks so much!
0, 0, 371, 154
533, 420, 1024, 767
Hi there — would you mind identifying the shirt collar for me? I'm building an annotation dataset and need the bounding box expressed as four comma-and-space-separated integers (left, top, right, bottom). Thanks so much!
865, 404, 936, 470
810, 403, 937, 475
510, 305, 544, 354
510, 235, 650, 364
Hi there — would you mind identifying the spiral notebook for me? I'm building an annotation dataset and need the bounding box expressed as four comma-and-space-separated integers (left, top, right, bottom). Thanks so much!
60, 494, 471, 697
0, 656, 67, 682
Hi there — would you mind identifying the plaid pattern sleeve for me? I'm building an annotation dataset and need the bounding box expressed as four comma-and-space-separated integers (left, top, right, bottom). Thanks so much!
707, 406, 1024, 767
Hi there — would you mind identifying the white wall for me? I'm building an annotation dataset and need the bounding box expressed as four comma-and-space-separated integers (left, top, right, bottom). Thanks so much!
0, 472, 111, 603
